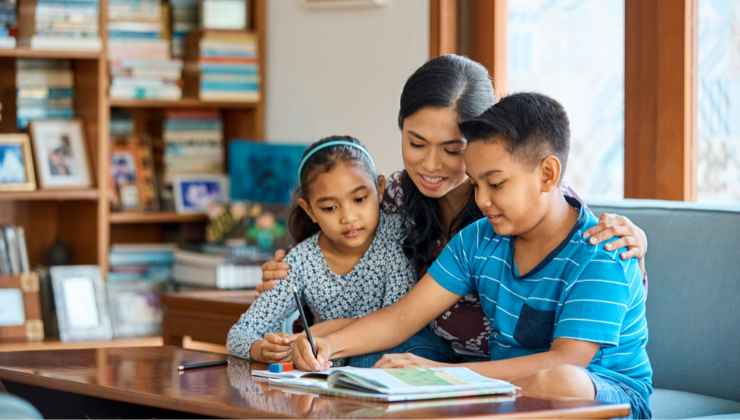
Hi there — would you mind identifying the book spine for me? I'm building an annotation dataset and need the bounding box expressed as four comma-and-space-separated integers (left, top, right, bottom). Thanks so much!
17, 227, 30, 273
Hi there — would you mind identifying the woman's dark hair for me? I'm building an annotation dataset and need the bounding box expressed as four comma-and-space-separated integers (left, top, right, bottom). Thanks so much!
288, 135, 377, 243
395, 54, 496, 275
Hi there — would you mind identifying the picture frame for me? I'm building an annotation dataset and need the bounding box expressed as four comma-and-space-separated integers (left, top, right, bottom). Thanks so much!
107, 279, 165, 338
30, 119, 92, 189
0, 272, 44, 341
50, 265, 112, 342
111, 139, 158, 211
228, 140, 306, 204
173, 174, 229, 214
0, 134, 36, 191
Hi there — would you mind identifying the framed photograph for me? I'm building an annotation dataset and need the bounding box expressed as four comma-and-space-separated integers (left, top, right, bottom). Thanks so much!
107, 279, 165, 338
0, 134, 36, 191
0, 272, 44, 341
110, 140, 158, 211
173, 174, 229, 214
228, 140, 306, 204
50, 265, 112, 342
30, 119, 92, 189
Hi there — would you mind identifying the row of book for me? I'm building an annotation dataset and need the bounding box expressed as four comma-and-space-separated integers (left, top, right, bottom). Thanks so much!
185, 31, 260, 101
15, 59, 75, 128
162, 109, 224, 182
108, 0, 182, 100
109, 243, 262, 290
0, 225, 30, 275
17, 0, 101, 50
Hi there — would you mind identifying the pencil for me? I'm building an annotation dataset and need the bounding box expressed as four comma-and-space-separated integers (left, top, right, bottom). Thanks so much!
291, 286, 318, 358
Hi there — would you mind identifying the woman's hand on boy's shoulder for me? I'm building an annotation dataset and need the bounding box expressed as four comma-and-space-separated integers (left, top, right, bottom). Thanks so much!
583, 213, 648, 261
257, 249, 291, 294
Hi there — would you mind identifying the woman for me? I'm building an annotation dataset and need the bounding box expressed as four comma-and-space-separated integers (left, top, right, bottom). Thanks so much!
259, 54, 647, 363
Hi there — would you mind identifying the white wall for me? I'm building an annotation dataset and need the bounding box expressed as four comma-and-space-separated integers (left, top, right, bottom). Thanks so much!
265, 0, 429, 176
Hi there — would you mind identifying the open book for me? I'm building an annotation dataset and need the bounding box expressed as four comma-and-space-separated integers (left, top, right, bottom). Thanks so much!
252, 366, 516, 402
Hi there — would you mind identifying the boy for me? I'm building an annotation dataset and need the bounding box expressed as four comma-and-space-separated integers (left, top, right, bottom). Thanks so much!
292, 93, 652, 418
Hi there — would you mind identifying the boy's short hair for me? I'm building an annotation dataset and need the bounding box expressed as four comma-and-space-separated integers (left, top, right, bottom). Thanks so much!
459, 92, 571, 179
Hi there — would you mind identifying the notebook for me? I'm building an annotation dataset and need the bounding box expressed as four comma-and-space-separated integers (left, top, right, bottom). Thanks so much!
251, 366, 516, 402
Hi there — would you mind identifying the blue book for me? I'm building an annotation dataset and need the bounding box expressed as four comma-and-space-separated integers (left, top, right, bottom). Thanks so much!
200, 81, 259, 91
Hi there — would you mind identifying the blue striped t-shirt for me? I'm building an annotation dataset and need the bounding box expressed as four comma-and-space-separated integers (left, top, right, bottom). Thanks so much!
428, 199, 653, 401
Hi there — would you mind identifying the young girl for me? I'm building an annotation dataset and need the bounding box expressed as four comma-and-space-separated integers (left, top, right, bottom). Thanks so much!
227, 136, 422, 363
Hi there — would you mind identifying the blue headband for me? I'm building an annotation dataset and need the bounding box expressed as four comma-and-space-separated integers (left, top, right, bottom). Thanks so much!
298, 140, 375, 178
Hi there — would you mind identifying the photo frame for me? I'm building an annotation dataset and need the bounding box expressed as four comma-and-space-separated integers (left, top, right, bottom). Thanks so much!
0, 272, 44, 341
0, 134, 36, 191
107, 279, 165, 338
50, 265, 112, 342
173, 174, 229, 214
228, 140, 306, 204
111, 139, 158, 211
30, 119, 92, 189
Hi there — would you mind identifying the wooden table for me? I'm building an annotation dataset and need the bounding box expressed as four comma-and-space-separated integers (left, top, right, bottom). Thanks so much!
0, 346, 629, 418
160, 290, 257, 347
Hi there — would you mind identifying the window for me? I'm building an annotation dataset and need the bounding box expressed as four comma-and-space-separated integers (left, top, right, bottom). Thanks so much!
507, 0, 624, 199
697, 0, 740, 203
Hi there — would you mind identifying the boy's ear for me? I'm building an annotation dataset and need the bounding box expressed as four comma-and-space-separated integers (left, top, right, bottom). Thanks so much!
376, 174, 386, 200
297, 198, 317, 223
539, 155, 561, 192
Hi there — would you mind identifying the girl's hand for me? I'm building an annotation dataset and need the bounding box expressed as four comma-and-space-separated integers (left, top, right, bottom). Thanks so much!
257, 249, 290, 294
251, 333, 296, 362
374, 353, 448, 369
583, 213, 648, 262
291, 335, 332, 371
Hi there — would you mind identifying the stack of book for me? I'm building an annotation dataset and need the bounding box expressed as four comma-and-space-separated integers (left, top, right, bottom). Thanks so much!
170, 0, 198, 59
185, 31, 260, 101
107, 243, 174, 337
108, 0, 182, 100
0, 225, 29, 275
162, 110, 224, 182
108, 243, 174, 283
173, 246, 263, 289
0, 0, 16, 48
16, 59, 74, 129
17, 0, 101, 50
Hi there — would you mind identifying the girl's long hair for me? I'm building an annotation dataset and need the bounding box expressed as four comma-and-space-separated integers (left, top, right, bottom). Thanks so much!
395, 54, 496, 275
288, 135, 377, 243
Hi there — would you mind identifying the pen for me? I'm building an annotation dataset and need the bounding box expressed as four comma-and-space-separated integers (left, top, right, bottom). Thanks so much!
178, 359, 228, 371
291, 286, 318, 358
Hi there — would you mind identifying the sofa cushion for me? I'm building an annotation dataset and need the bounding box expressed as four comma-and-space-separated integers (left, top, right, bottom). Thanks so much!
590, 200, 740, 402
651, 389, 740, 419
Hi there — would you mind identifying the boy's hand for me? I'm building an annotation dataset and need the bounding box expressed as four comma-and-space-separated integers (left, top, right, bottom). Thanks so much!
257, 249, 290, 294
583, 213, 647, 261
251, 333, 296, 362
291, 335, 332, 371
374, 353, 447, 369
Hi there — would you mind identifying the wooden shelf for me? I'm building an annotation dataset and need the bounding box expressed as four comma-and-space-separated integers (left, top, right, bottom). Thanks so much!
110, 98, 259, 109
0, 336, 162, 352
0, 47, 101, 60
109, 211, 208, 224
0, 189, 99, 201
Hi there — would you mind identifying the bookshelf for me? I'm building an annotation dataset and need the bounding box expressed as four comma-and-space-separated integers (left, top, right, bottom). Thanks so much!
0, 0, 267, 349
0, 0, 266, 272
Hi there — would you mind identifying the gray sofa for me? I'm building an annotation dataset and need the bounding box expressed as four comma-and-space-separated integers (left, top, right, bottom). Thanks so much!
591, 200, 740, 419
